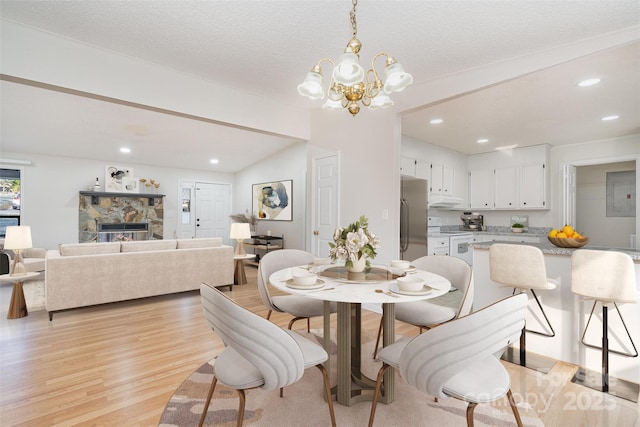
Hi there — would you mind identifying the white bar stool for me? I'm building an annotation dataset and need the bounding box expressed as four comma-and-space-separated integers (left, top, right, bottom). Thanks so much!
489, 243, 557, 369
571, 249, 638, 397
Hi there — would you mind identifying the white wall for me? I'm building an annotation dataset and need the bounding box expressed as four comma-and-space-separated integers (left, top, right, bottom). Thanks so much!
233, 143, 307, 250
3, 151, 233, 249
309, 109, 402, 264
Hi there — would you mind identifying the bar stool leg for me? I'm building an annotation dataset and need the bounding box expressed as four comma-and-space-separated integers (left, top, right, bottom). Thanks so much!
602, 304, 609, 393
520, 325, 526, 367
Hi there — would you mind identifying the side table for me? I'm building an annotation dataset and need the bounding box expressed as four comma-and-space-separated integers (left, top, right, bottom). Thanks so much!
233, 254, 256, 286
0, 272, 40, 319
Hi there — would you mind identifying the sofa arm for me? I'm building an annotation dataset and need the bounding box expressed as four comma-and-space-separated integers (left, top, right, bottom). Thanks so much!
24, 248, 47, 259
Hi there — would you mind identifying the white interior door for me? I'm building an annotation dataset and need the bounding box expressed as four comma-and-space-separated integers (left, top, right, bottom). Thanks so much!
312, 152, 339, 257
195, 182, 231, 240
562, 164, 577, 227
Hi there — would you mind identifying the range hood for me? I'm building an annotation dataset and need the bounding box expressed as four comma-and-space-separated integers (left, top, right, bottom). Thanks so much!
429, 194, 464, 208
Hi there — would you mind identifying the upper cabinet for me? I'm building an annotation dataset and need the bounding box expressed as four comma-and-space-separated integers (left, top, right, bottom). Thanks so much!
400, 157, 416, 177
400, 137, 468, 209
467, 145, 550, 210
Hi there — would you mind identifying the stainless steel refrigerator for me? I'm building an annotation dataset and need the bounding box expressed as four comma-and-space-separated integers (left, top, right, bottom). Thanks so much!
400, 177, 428, 261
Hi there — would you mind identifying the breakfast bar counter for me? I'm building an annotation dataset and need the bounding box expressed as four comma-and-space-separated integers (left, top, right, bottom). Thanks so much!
472, 241, 640, 389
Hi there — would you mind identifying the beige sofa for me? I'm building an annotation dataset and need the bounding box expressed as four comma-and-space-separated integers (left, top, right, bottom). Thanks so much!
45, 238, 234, 320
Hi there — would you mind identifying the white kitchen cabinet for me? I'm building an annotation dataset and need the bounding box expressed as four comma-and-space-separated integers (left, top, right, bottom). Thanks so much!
415, 159, 431, 180
467, 145, 550, 211
494, 167, 518, 208
429, 163, 454, 195
469, 169, 494, 209
519, 163, 546, 208
400, 157, 416, 177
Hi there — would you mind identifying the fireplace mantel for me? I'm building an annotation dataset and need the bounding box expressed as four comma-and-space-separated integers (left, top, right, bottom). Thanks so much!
79, 191, 165, 205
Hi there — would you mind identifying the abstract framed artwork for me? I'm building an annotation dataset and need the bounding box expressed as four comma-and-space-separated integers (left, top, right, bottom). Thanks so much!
252, 180, 292, 221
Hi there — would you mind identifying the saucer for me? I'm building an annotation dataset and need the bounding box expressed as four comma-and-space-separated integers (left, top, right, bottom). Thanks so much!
286, 278, 325, 290
389, 282, 433, 296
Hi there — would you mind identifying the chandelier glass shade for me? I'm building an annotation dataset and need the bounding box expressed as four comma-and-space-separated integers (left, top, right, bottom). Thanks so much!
297, 0, 412, 116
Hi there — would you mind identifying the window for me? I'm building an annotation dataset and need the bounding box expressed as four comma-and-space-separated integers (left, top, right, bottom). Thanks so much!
0, 168, 21, 238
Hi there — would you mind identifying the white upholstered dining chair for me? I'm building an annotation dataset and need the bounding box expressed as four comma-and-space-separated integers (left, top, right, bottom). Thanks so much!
199, 283, 336, 427
372, 255, 474, 359
257, 249, 336, 331
368, 293, 528, 427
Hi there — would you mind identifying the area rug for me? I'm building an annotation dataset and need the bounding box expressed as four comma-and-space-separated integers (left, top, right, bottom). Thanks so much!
159, 330, 544, 427
22, 277, 46, 312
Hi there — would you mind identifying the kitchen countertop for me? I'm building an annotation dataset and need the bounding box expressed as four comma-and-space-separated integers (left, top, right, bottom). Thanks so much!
473, 239, 640, 261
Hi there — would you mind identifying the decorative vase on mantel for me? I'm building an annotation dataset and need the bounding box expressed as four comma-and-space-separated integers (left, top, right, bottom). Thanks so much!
346, 255, 367, 273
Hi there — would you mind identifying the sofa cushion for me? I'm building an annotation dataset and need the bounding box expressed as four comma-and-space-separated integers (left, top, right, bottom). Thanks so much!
176, 238, 222, 249
120, 240, 177, 252
59, 242, 121, 256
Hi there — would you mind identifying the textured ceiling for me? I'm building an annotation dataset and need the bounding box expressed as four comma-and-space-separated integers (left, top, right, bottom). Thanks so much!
1, 0, 639, 170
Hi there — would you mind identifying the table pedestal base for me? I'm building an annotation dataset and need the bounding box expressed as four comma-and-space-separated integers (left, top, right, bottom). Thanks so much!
8, 281, 28, 319
328, 302, 395, 406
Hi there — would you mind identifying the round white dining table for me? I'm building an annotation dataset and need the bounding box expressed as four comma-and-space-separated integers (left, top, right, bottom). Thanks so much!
269, 264, 451, 406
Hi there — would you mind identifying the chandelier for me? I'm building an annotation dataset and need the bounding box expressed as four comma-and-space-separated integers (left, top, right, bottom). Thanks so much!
297, 0, 413, 116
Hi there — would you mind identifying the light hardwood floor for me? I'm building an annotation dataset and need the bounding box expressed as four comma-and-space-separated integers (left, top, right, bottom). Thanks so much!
0, 267, 638, 426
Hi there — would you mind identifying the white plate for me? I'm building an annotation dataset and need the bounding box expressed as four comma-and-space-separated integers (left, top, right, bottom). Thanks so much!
286, 278, 325, 290
389, 282, 433, 296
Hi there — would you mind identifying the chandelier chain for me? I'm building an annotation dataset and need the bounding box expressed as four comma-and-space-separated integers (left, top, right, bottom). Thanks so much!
350, 0, 358, 38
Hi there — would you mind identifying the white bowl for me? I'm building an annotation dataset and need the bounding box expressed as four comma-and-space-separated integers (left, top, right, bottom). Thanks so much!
313, 257, 332, 265
396, 276, 425, 292
292, 271, 318, 286
390, 260, 411, 270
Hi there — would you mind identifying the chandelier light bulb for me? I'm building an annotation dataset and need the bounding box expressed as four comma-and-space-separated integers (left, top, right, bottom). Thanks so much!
333, 52, 365, 85
297, 71, 325, 100
322, 98, 344, 111
383, 61, 413, 93
369, 91, 394, 109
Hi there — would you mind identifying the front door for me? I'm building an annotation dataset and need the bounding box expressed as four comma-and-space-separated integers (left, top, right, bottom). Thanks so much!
195, 182, 231, 240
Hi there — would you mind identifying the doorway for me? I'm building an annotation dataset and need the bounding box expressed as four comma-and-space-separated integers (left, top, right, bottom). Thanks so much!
311, 152, 340, 257
562, 156, 638, 249
178, 180, 231, 241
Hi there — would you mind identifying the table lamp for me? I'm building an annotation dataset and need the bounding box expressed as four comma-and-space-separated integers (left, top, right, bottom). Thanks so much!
4, 225, 32, 276
230, 223, 251, 256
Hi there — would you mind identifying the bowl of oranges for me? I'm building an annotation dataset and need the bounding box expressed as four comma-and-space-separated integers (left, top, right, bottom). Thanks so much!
547, 225, 589, 248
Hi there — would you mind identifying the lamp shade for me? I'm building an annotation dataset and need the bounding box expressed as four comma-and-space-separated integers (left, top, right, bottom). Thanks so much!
383, 62, 413, 93
322, 98, 344, 111
297, 71, 325, 100
230, 223, 251, 240
4, 226, 32, 250
333, 52, 365, 85
369, 91, 394, 109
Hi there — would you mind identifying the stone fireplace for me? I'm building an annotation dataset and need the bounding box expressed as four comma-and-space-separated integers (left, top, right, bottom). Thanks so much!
78, 191, 165, 243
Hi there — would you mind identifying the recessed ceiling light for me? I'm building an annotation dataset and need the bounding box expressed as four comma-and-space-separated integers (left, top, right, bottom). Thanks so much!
210, 158, 219, 164
578, 78, 601, 87
601, 115, 619, 121
477, 138, 489, 144
120, 147, 131, 153
430, 118, 443, 124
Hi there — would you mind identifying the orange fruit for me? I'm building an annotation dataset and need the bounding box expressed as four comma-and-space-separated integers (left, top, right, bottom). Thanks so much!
562, 225, 574, 237
548, 229, 558, 237
556, 232, 567, 238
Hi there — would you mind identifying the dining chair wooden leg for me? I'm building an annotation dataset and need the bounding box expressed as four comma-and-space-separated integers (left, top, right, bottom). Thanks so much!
316, 364, 337, 427
266, 309, 272, 320
287, 316, 306, 330
199, 375, 218, 427
373, 317, 383, 359
466, 402, 478, 427
279, 387, 284, 397
307, 317, 311, 333
368, 363, 391, 427
507, 389, 524, 427
236, 389, 246, 427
